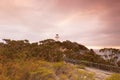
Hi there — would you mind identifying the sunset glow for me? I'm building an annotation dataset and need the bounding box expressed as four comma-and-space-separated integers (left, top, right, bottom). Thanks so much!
0, 0, 120, 49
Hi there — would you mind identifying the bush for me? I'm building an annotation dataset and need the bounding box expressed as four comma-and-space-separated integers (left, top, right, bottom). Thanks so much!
105, 74, 120, 80
117, 61, 120, 67
53, 62, 72, 75
77, 70, 95, 80
0, 60, 95, 80
76, 64, 85, 69
30, 67, 55, 80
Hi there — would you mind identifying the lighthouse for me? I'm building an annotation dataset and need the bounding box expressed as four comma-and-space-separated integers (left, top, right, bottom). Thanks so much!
55, 34, 59, 41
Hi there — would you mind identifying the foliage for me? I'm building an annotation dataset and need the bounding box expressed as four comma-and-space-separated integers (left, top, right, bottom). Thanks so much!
0, 39, 64, 62
77, 70, 95, 80
30, 67, 55, 80
0, 39, 114, 73
99, 48, 120, 66
105, 74, 120, 80
117, 61, 120, 67
76, 64, 85, 69
1, 39, 117, 80
0, 39, 106, 64
0, 60, 95, 80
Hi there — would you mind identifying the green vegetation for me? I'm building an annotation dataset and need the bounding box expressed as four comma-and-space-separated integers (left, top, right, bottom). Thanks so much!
118, 61, 120, 67
76, 64, 86, 69
100, 48, 120, 66
0, 39, 107, 64
0, 39, 119, 80
0, 60, 95, 80
105, 74, 120, 80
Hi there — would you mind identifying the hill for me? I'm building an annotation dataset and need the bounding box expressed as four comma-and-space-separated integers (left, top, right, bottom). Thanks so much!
0, 39, 120, 80
0, 39, 107, 63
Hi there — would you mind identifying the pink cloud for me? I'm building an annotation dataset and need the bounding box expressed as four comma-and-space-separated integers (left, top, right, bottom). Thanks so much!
0, 0, 120, 48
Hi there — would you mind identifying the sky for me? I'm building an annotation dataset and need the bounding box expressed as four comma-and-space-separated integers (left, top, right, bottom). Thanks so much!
0, 0, 120, 49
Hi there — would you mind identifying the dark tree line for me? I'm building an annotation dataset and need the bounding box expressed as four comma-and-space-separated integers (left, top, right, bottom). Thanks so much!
0, 39, 115, 66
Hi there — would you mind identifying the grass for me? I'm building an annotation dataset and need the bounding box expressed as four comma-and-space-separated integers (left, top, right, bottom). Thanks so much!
0, 60, 95, 80
105, 74, 120, 80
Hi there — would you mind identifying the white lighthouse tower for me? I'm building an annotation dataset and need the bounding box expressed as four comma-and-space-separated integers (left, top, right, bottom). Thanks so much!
55, 34, 59, 41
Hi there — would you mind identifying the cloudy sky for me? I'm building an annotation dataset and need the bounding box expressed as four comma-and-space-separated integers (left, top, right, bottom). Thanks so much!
0, 0, 120, 49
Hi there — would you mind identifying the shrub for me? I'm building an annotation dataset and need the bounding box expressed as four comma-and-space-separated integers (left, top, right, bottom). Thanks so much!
77, 70, 95, 80
0, 60, 95, 80
30, 67, 55, 80
105, 74, 120, 80
76, 64, 85, 69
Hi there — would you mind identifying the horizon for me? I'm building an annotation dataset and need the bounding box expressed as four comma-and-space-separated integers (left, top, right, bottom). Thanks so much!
0, 0, 120, 49
0, 38, 120, 49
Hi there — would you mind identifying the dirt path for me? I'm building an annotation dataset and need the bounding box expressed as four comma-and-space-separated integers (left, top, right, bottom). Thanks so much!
85, 67, 113, 80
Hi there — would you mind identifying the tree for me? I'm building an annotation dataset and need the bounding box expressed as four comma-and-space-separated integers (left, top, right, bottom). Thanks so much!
99, 48, 120, 66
